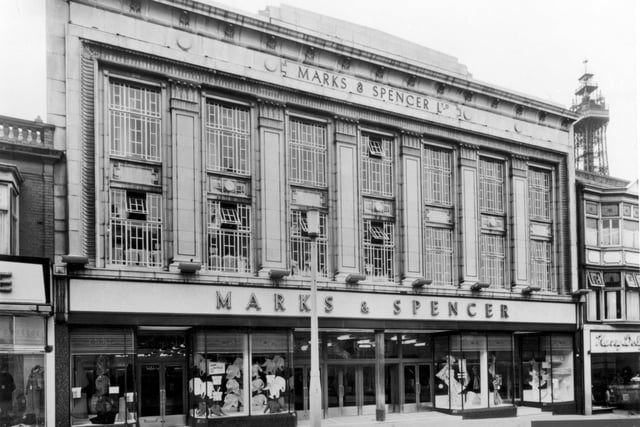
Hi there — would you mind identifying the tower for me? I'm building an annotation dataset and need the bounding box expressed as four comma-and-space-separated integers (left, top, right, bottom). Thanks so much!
571, 62, 609, 174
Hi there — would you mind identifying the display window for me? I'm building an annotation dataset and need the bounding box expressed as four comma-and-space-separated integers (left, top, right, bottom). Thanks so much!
0, 315, 47, 427
189, 331, 247, 419
0, 354, 46, 427
69, 328, 136, 426
487, 335, 513, 408
518, 333, 574, 405
188, 329, 293, 422
591, 352, 640, 410
433, 333, 517, 412
250, 332, 292, 415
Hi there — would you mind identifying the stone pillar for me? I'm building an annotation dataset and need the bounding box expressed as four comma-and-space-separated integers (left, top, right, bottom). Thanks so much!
400, 133, 423, 286
258, 101, 288, 276
459, 143, 479, 286
170, 81, 201, 264
333, 118, 361, 282
511, 155, 529, 288
375, 331, 386, 421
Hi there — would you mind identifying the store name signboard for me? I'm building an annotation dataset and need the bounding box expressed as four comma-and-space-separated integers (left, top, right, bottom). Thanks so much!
216, 289, 510, 321
284, 63, 461, 120
591, 332, 640, 353
0, 260, 47, 304
70, 280, 577, 325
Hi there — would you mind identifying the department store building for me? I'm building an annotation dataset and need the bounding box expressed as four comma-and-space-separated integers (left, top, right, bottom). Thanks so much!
47, 1, 582, 425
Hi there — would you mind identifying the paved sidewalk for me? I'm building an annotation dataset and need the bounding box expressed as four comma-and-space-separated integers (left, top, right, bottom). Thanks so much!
296, 407, 640, 427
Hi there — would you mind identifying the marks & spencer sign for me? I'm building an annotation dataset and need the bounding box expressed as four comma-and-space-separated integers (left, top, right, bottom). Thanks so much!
70, 280, 577, 325
283, 62, 461, 120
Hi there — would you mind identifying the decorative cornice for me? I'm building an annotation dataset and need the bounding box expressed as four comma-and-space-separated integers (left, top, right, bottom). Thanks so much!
401, 132, 421, 150
459, 143, 479, 161
511, 154, 529, 171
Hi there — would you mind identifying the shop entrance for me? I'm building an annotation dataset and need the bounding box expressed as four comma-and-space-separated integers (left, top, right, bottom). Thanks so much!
402, 363, 432, 412
137, 332, 187, 426
326, 364, 376, 417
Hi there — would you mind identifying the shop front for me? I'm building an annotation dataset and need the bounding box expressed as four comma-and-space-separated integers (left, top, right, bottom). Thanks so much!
0, 256, 52, 427
64, 278, 579, 424
587, 329, 640, 412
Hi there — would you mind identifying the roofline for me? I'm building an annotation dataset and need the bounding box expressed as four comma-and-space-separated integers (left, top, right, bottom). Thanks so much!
156, 0, 576, 119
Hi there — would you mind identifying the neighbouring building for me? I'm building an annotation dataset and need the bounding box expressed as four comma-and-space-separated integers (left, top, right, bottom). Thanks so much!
0, 115, 62, 426
576, 172, 639, 415
571, 71, 640, 415
47, 1, 583, 426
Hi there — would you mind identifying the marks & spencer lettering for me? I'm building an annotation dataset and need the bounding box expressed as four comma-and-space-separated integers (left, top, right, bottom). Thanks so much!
292, 64, 460, 119
217, 290, 510, 320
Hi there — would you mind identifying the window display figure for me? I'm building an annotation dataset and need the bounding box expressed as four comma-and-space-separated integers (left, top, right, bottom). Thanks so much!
435, 355, 462, 407
24, 365, 44, 425
461, 365, 481, 405
91, 355, 117, 424
0, 364, 15, 423
488, 354, 502, 405
528, 358, 549, 402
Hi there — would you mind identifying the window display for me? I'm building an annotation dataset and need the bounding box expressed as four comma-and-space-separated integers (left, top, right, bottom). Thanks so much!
70, 329, 136, 426
592, 352, 640, 410
0, 316, 47, 427
0, 355, 45, 427
519, 334, 574, 405
250, 333, 291, 415
190, 331, 247, 419
189, 329, 293, 422
487, 335, 513, 408
433, 333, 517, 412
550, 335, 574, 402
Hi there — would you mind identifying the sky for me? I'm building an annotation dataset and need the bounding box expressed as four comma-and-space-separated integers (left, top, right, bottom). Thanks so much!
0, 0, 637, 181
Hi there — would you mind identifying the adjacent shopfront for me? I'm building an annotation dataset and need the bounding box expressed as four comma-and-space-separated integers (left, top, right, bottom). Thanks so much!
64, 278, 580, 424
0, 257, 52, 427
587, 329, 640, 412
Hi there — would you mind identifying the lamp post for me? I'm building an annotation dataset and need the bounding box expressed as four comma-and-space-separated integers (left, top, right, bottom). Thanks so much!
306, 210, 321, 427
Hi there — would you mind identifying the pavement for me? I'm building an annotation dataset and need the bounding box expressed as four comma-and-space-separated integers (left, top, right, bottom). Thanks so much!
296, 407, 640, 427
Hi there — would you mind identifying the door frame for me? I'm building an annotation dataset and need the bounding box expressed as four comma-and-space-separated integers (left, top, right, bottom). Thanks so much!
325, 363, 376, 417
137, 359, 187, 426
401, 362, 433, 413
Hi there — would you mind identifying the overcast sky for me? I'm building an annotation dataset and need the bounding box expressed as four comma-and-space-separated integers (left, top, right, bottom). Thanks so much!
0, 0, 637, 181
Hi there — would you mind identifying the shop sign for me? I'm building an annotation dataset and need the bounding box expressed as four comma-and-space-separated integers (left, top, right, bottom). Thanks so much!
283, 62, 461, 120
591, 331, 640, 353
0, 259, 48, 305
70, 280, 577, 325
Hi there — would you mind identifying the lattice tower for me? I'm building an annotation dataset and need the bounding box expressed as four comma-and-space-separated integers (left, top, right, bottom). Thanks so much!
571, 67, 609, 175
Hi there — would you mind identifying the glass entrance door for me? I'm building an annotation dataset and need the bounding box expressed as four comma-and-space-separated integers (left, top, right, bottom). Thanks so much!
137, 333, 186, 426
402, 364, 432, 412
326, 365, 375, 417
138, 362, 186, 426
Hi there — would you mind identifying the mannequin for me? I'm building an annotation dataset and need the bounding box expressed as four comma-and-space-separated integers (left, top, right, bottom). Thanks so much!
0, 364, 15, 417
25, 365, 44, 422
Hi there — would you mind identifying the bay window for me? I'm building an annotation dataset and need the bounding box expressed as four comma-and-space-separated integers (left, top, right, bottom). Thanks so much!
0, 182, 18, 255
